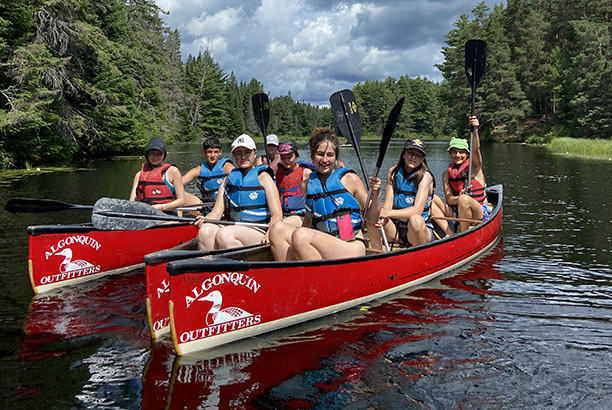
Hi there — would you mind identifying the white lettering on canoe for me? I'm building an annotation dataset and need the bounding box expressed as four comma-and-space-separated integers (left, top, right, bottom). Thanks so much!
178, 314, 262, 343
45, 235, 102, 260
184, 272, 260, 309
153, 317, 169, 331
157, 279, 169, 299
39, 265, 102, 284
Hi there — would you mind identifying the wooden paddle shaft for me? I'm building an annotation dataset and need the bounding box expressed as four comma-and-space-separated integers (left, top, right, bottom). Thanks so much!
431, 215, 482, 224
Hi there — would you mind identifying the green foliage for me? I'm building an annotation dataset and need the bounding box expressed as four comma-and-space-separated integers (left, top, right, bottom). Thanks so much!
548, 137, 612, 158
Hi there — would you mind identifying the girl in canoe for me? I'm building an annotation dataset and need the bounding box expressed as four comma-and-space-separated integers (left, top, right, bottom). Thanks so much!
129, 137, 185, 214
269, 127, 377, 261
194, 134, 283, 250
367, 138, 437, 249
440, 115, 491, 232
275, 139, 314, 227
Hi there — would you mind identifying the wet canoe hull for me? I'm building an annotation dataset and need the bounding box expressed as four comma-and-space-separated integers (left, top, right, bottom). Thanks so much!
168, 185, 503, 355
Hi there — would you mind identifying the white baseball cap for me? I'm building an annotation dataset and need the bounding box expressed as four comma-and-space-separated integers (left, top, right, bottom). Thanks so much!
266, 134, 279, 146
231, 134, 257, 152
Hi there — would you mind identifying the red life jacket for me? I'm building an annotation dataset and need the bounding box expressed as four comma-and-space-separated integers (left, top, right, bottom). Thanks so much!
447, 159, 486, 204
136, 163, 175, 204
276, 163, 306, 213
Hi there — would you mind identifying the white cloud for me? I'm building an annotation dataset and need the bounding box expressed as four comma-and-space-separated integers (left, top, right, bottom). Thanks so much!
156, 0, 504, 104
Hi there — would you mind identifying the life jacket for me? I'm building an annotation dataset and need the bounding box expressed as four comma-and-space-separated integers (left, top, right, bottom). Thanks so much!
275, 161, 313, 213
196, 158, 230, 202
225, 165, 273, 223
136, 163, 175, 204
447, 159, 486, 204
392, 166, 432, 229
305, 167, 363, 238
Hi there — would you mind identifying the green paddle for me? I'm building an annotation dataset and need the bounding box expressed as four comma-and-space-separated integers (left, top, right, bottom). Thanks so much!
91, 198, 269, 230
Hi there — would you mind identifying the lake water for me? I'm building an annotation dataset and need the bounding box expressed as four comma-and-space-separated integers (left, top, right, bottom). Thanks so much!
1, 141, 611, 409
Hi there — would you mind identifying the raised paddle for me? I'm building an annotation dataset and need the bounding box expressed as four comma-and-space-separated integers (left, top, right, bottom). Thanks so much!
329, 89, 368, 182
251, 92, 272, 163
330, 89, 390, 250
91, 198, 269, 230
5, 198, 94, 213
464, 39, 487, 192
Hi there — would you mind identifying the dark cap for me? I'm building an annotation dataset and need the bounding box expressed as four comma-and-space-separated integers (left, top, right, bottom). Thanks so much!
403, 138, 426, 155
278, 139, 299, 155
145, 137, 167, 155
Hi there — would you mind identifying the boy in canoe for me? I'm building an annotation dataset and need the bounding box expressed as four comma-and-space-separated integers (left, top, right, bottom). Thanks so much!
367, 138, 437, 249
275, 139, 314, 226
269, 127, 378, 261
181, 137, 234, 213
440, 115, 492, 232
194, 134, 283, 250
129, 137, 185, 214
255, 134, 281, 172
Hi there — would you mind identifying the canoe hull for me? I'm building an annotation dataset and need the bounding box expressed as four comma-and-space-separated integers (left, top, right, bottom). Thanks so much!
28, 223, 198, 294
169, 185, 503, 355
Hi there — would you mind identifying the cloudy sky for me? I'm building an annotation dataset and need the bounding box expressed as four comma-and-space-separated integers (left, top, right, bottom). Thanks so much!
155, 0, 503, 106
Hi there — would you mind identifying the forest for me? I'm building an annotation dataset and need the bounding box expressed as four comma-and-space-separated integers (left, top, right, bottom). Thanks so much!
1, 0, 611, 168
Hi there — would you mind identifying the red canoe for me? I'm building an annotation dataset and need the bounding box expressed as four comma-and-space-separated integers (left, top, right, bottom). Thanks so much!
166, 185, 504, 355
28, 222, 198, 294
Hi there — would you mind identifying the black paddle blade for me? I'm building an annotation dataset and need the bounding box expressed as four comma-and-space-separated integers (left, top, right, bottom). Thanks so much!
92, 198, 178, 230
376, 97, 405, 169
330, 89, 362, 148
465, 39, 487, 89
5, 198, 92, 213
251, 93, 270, 135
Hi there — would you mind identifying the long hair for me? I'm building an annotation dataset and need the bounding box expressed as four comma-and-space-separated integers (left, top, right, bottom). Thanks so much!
308, 127, 340, 160
390, 150, 436, 190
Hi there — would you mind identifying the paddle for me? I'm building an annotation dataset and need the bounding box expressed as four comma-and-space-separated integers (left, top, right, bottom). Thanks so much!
329, 89, 368, 182
251, 93, 272, 163
91, 198, 269, 230
464, 39, 487, 191
5, 198, 94, 213
364, 96, 405, 209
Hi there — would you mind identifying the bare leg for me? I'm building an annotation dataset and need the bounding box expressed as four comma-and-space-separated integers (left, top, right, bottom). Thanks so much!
269, 221, 298, 261
291, 228, 365, 261
197, 223, 222, 250
214, 225, 265, 249
457, 195, 484, 232
406, 215, 431, 246
283, 214, 303, 227
431, 194, 454, 236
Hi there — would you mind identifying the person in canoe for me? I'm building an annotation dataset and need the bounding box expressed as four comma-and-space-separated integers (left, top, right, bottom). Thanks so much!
181, 137, 234, 214
194, 134, 283, 250
367, 138, 437, 249
269, 127, 377, 261
255, 133, 281, 172
129, 137, 185, 214
275, 139, 314, 226
440, 115, 492, 232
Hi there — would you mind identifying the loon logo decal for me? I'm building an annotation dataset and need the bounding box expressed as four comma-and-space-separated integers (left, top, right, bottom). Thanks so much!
334, 197, 345, 206
249, 192, 259, 201
152, 189, 162, 195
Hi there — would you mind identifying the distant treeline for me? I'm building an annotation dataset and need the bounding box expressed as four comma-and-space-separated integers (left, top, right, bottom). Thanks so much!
1, 0, 610, 168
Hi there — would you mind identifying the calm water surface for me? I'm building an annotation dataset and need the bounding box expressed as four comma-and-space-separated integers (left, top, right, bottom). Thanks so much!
1, 141, 611, 409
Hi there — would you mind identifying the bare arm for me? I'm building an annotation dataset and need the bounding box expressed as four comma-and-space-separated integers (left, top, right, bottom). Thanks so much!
129, 171, 141, 201
442, 169, 458, 206
341, 172, 368, 213
157, 166, 185, 211
222, 161, 235, 174
181, 165, 201, 185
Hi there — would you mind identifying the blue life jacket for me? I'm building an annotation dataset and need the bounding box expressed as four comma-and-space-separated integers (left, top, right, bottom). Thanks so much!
392, 166, 432, 229
305, 167, 362, 238
225, 165, 273, 223
197, 158, 230, 202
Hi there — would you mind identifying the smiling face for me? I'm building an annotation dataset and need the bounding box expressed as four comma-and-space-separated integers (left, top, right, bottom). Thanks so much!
204, 148, 222, 165
448, 147, 469, 166
402, 148, 425, 170
146, 149, 165, 167
232, 147, 256, 171
312, 141, 337, 177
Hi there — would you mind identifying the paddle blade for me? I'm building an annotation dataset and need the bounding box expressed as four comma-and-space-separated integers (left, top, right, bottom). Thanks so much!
330, 89, 362, 148
92, 198, 172, 230
5, 198, 92, 213
376, 97, 405, 169
465, 39, 487, 89
251, 93, 270, 136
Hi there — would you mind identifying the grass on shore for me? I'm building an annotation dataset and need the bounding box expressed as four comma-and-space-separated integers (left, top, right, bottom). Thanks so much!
547, 137, 612, 159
